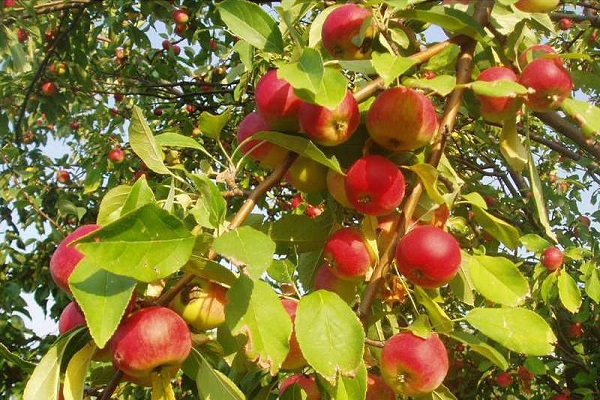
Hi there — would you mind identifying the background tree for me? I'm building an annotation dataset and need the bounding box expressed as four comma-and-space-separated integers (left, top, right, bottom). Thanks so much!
1, 0, 600, 399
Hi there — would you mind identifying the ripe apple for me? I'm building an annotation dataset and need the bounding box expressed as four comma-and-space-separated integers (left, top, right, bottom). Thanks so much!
172, 44, 181, 55
186, 104, 196, 114
113, 93, 124, 102
574, 215, 591, 237
395, 225, 462, 288
299, 91, 360, 146
255, 69, 303, 131
285, 156, 328, 193
366, 87, 439, 152
381, 331, 449, 397
559, 18, 573, 30
57, 169, 71, 184
321, 4, 376, 60
515, 0, 559, 13
17, 28, 28, 43
41, 81, 58, 97
162, 39, 171, 50
111, 306, 192, 378
324, 227, 374, 281
50, 224, 100, 294
496, 371, 513, 387
326, 169, 353, 209
169, 278, 227, 331
70, 121, 80, 130
305, 204, 324, 218
108, 147, 125, 163
175, 23, 187, 36
313, 264, 357, 303
568, 322, 583, 338
541, 246, 564, 271
173, 8, 189, 25
237, 111, 288, 169
154, 108, 163, 116
366, 373, 396, 400
344, 155, 406, 216
475, 66, 521, 123
279, 374, 321, 400
518, 44, 558, 68
519, 58, 573, 112
4, 0, 16, 7
58, 301, 87, 334
280, 298, 308, 370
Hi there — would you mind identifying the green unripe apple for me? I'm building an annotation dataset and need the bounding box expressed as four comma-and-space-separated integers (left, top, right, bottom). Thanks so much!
169, 278, 228, 331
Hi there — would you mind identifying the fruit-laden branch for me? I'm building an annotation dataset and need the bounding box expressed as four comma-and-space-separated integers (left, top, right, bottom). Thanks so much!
358, 0, 496, 323
550, 11, 600, 27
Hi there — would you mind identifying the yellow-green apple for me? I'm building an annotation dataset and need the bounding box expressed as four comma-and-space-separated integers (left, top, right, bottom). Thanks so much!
324, 227, 374, 281
541, 246, 564, 271
173, 8, 189, 24
279, 374, 321, 399
326, 169, 353, 208
50, 224, 100, 294
518, 44, 558, 68
496, 371, 513, 387
344, 155, 406, 216
41, 81, 58, 97
321, 3, 376, 60
169, 278, 227, 331
313, 264, 357, 303
255, 69, 303, 131
366, 87, 439, 152
109, 147, 125, 163
515, 0, 559, 13
237, 111, 288, 169
285, 156, 328, 193
475, 66, 521, 123
519, 58, 573, 111
280, 298, 307, 370
366, 373, 396, 400
110, 306, 191, 378
299, 91, 360, 146
395, 225, 461, 288
380, 331, 449, 397
49, 61, 67, 75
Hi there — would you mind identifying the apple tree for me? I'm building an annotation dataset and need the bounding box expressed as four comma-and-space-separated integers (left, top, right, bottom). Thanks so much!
1, 0, 600, 399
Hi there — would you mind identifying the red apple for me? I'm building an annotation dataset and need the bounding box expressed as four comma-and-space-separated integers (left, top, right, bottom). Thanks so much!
209, 38, 218, 51
50, 224, 101, 295
17, 28, 28, 43
515, 0, 559, 13
237, 111, 288, 169
568, 322, 583, 338
44, 29, 57, 43
519, 58, 573, 112
326, 169, 353, 209
423, 70, 437, 79
344, 155, 406, 216
186, 104, 196, 114
4, 0, 16, 7
380, 331, 449, 397
285, 156, 328, 193
395, 225, 462, 288
366, 373, 396, 400
114, 93, 124, 102
57, 169, 71, 184
313, 264, 357, 303
559, 18, 573, 30
290, 193, 304, 209
70, 121, 80, 130
161, 39, 171, 50
279, 374, 321, 400
58, 301, 87, 334
541, 246, 564, 271
518, 44, 558, 68
321, 4, 376, 60
281, 298, 307, 370
108, 147, 125, 163
475, 66, 521, 123
154, 108, 163, 116
299, 91, 359, 146
172, 44, 181, 55
255, 69, 303, 131
110, 107, 119, 116
574, 215, 591, 237
110, 306, 191, 378
175, 23, 187, 36
366, 87, 439, 152
169, 279, 227, 331
324, 227, 373, 281
496, 371, 513, 387
305, 204, 324, 218
173, 8, 189, 25
41, 81, 58, 97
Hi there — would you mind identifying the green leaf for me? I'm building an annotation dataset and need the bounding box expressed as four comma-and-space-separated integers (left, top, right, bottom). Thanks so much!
252, 131, 343, 173
63, 341, 95, 400
83, 166, 102, 194
404, 75, 457, 97
413, 286, 454, 333
189, 174, 227, 230
155, 132, 205, 151
371, 53, 417, 87
225, 275, 292, 374
470, 80, 528, 97
198, 108, 232, 140
308, 4, 338, 48
561, 98, 600, 136
527, 151, 558, 243
70, 262, 136, 348
129, 106, 171, 175
277, 48, 324, 96
449, 253, 475, 306
267, 259, 296, 283
97, 185, 132, 225
405, 164, 445, 205
297, 250, 325, 292
190, 350, 245, 400
75, 203, 195, 282
398, 6, 486, 40
121, 176, 156, 216
520, 234, 552, 254
583, 267, 600, 304
294, 67, 348, 109
261, 213, 334, 253
296, 290, 365, 382
465, 308, 556, 356
322, 361, 367, 400
472, 205, 520, 249
460, 192, 487, 209
217, 0, 284, 54
470, 255, 529, 306
450, 331, 509, 370
0, 342, 36, 372
212, 226, 275, 280
414, 384, 458, 400
499, 117, 527, 173
558, 272, 582, 313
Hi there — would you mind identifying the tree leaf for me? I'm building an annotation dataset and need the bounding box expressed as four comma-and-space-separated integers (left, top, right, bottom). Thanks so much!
277, 48, 324, 96
198, 108, 232, 140
413, 384, 458, 400
212, 226, 275, 280
190, 349, 245, 400
321, 361, 367, 400
520, 233, 553, 254
450, 331, 509, 370
371, 52, 417, 86
217, 0, 284, 54
527, 151, 558, 243
293, 67, 348, 109
261, 213, 334, 253
558, 272, 582, 313
225, 275, 292, 375
189, 174, 227, 230
404, 75, 457, 96
75, 203, 195, 282
155, 132, 205, 151
297, 249, 325, 292
151, 370, 176, 400
0, 342, 36, 372
398, 7, 486, 40
465, 308, 556, 356
470, 255, 529, 306
472, 205, 520, 249
470, 80, 528, 97
63, 341, 95, 400
405, 163, 446, 205
97, 185, 132, 225
129, 106, 171, 175
583, 265, 600, 304
121, 176, 156, 216
296, 290, 365, 382
413, 286, 454, 333
561, 98, 600, 136
499, 117, 527, 173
